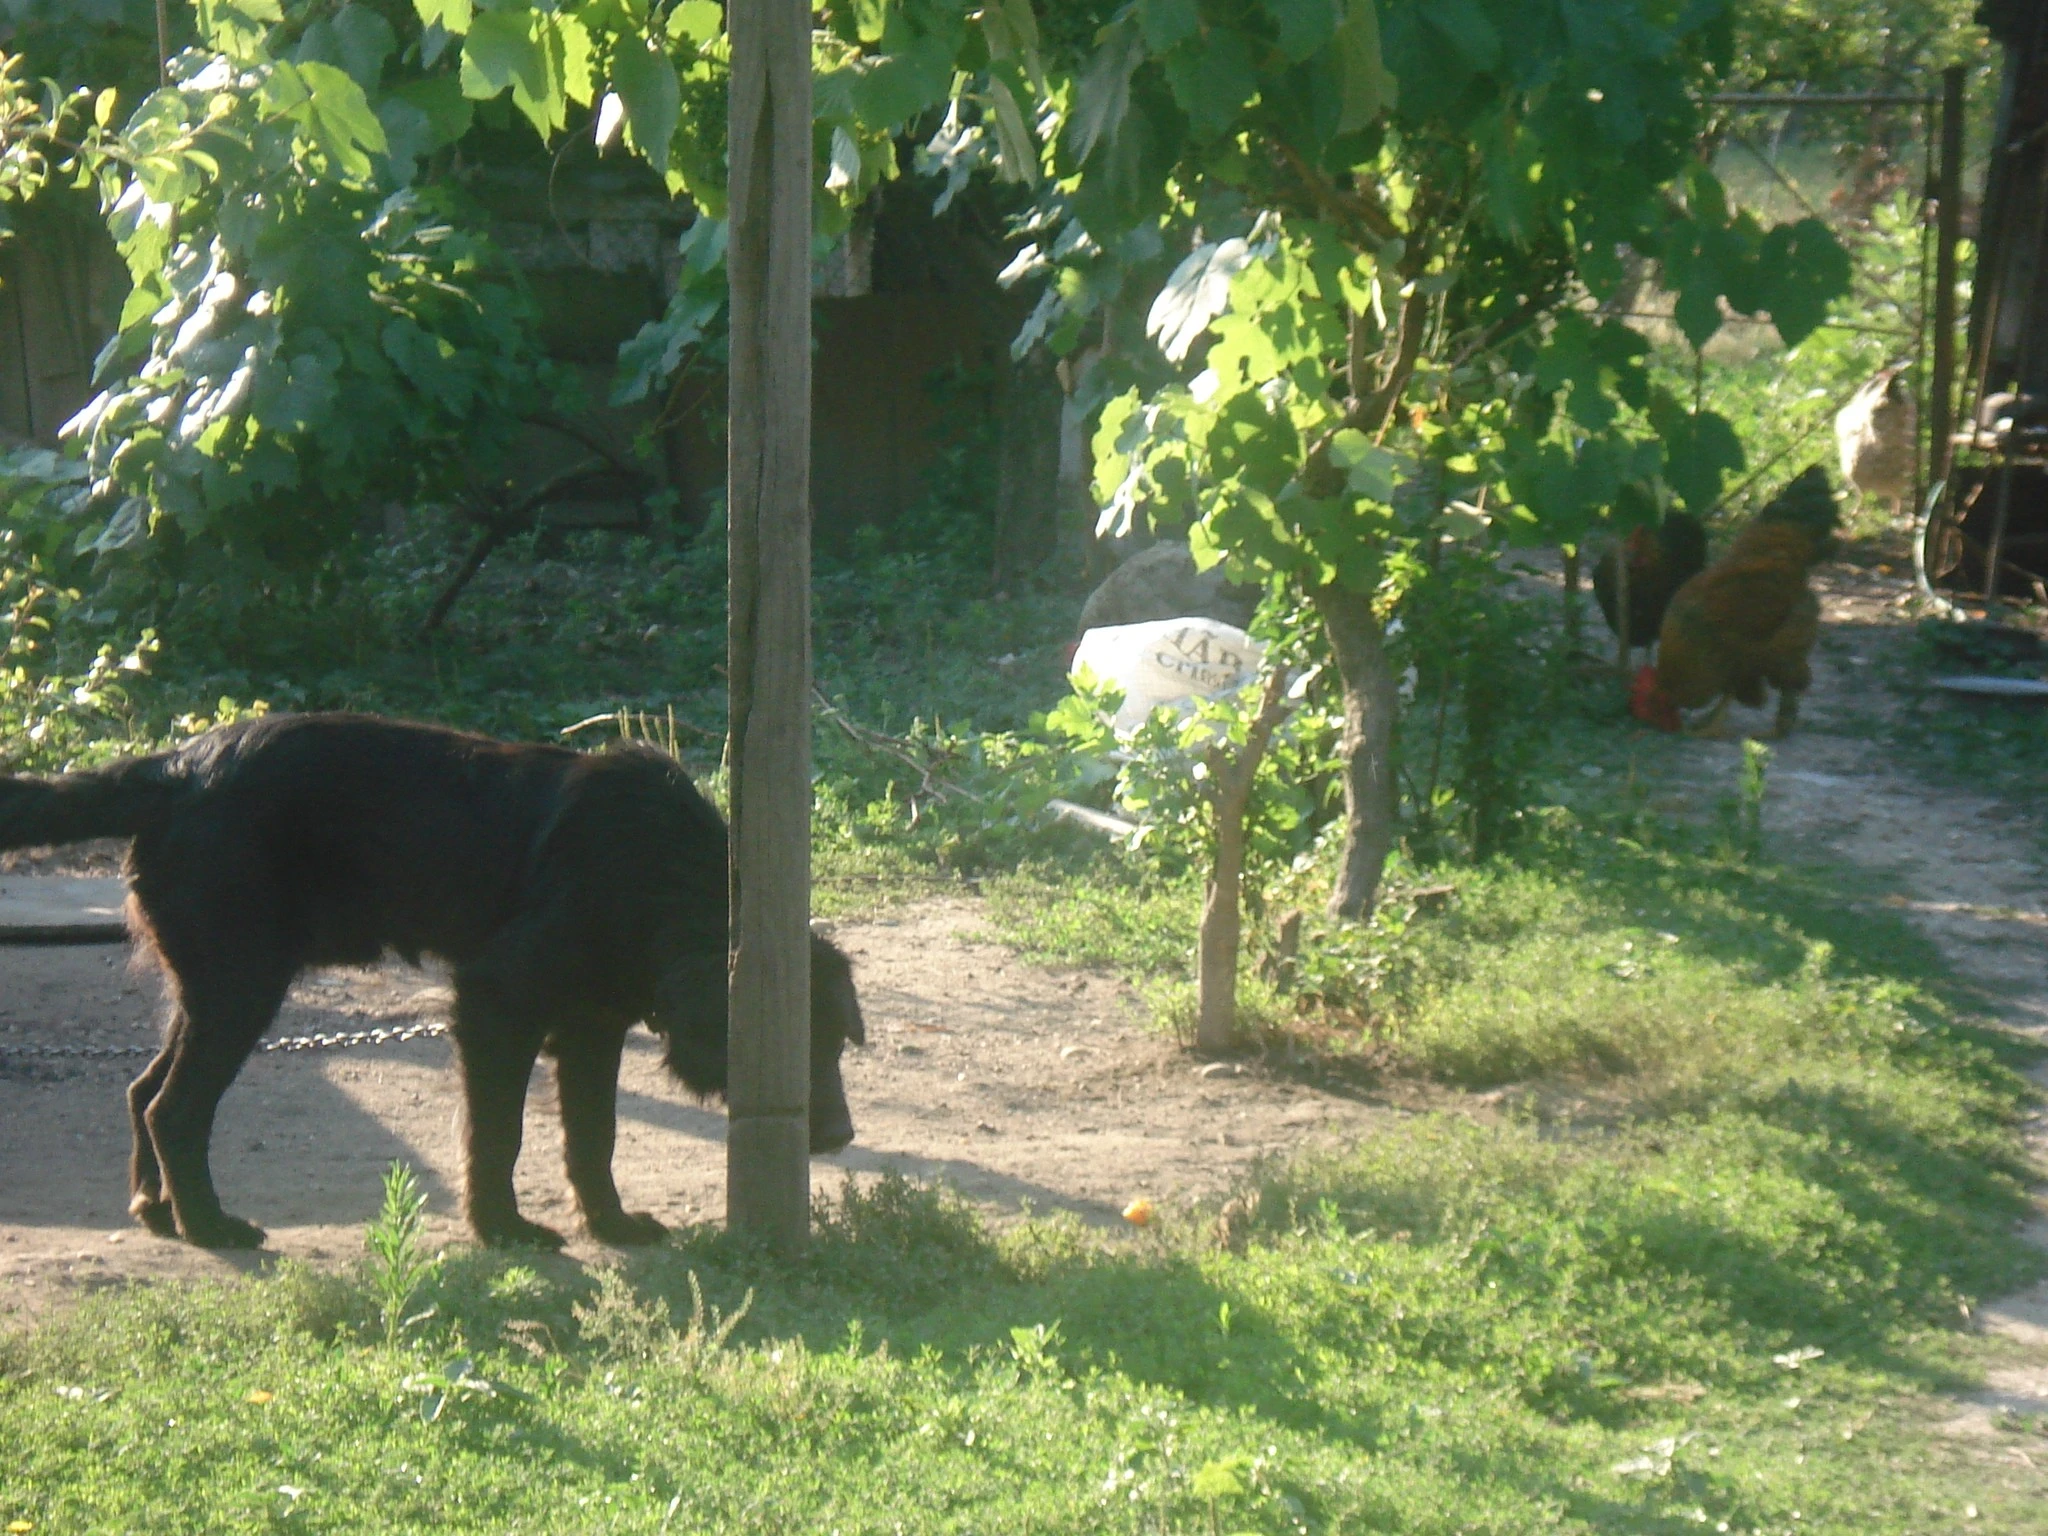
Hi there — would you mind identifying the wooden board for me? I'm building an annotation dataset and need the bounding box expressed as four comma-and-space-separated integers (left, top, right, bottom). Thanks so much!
0, 877, 129, 944
1933, 675, 2048, 699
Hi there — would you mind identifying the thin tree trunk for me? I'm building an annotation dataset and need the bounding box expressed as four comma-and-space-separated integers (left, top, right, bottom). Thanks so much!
1196, 670, 1294, 1052
1310, 584, 1399, 922
1196, 807, 1249, 1053
1561, 544, 1581, 649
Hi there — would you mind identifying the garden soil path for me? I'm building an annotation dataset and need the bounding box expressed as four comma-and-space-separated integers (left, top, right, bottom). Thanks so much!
1579, 558, 2048, 1450
0, 895, 1383, 1322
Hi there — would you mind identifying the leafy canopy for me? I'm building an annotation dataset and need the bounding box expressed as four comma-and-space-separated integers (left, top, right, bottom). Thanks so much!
1009, 0, 1853, 592
0, 0, 1042, 636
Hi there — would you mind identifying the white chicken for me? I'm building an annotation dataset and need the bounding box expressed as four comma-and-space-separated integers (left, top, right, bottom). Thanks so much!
1834, 366, 1917, 521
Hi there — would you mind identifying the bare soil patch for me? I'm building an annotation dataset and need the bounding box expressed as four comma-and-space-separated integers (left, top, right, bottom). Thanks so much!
0, 899, 1384, 1320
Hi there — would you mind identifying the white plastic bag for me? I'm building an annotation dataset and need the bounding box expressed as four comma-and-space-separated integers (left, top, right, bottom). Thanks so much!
1070, 618, 1265, 733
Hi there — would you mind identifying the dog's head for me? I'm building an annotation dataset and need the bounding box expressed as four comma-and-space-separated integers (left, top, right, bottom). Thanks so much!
657, 933, 865, 1154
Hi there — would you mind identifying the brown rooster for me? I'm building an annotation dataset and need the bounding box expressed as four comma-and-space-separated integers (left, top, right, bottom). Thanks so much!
1630, 466, 1840, 738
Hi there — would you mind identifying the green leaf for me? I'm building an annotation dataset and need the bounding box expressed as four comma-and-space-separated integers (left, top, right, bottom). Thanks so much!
667, 1, 722, 46
1651, 397, 1744, 515
984, 79, 1040, 186
276, 60, 390, 181
1757, 217, 1850, 347
983, 0, 1049, 100
198, 0, 283, 57
1066, 13, 1146, 168
382, 318, 468, 411
1262, 0, 1343, 63
610, 37, 681, 176
847, 54, 947, 128
1476, 110, 1537, 243
330, 3, 398, 92
502, 14, 577, 135
459, 9, 547, 103
1162, 32, 1260, 140
1421, 0, 1500, 71
414, 0, 471, 35
997, 0, 1042, 60
552, 14, 596, 108
1138, 0, 1199, 54
1330, 428, 1400, 500
1333, 0, 1392, 133
375, 95, 435, 172
1192, 1454, 1252, 1501
388, 75, 474, 153
1671, 281, 1722, 350
1148, 238, 1254, 363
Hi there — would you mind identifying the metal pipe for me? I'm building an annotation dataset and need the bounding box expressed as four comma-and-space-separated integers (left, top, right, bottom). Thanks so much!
1930, 66, 1965, 487
1710, 92, 1935, 108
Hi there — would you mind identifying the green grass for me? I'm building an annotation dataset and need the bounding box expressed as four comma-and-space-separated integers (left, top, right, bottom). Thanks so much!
2, 1090, 2039, 1533
5, 429, 2045, 1532
4, 806, 2042, 1534
2, 515, 1080, 781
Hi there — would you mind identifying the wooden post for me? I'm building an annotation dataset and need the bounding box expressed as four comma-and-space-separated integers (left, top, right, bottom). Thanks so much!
726, 0, 813, 1255
1930, 64, 1965, 486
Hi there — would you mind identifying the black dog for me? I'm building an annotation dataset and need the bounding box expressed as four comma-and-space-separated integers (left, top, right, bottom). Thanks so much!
0, 713, 863, 1249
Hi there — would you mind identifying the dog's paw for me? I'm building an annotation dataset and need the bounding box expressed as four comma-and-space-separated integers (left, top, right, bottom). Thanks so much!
589, 1209, 668, 1246
182, 1212, 268, 1250
477, 1215, 567, 1251
129, 1194, 179, 1238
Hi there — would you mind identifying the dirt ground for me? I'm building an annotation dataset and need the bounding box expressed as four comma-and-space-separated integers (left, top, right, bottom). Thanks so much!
0, 897, 1384, 1321
0, 555, 2044, 1452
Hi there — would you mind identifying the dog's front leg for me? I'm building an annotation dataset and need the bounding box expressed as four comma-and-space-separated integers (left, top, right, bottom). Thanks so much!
451, 981, 560, 1249
554, 1023, 666, 1245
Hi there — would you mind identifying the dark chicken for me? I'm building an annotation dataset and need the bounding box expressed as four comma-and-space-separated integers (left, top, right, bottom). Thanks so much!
1592, 510, 1708, 648
1630, 466, 1840, 738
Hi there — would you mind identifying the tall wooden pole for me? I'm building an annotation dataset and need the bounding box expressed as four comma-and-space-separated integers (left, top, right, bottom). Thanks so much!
726, 0, 813, 1255
1929, 65, 1965, 487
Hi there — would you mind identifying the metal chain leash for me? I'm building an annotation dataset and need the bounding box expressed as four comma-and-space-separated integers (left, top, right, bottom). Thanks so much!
0, 1019, 449, 1065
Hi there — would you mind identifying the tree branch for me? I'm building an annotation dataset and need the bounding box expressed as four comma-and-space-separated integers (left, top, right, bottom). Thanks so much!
1360, 282, 1432, 439
1270, 139, 1400, 248
1201, 667, 1296, 812
1301, 280, 1432, 499
521, 411, 650, 482
417, 456, 620, 636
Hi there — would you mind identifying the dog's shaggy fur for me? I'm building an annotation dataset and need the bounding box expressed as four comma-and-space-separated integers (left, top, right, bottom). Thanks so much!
0, 713, 863, 1249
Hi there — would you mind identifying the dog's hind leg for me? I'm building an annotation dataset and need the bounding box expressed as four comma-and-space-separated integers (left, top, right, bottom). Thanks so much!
553, 1023, 666, 1246
145, 968, 291, 1249
450, 966, 561, 1249
126, 1022, 183, 1237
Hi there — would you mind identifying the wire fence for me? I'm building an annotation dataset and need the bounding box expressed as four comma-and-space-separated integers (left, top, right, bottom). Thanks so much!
1628, 87, 1958, 528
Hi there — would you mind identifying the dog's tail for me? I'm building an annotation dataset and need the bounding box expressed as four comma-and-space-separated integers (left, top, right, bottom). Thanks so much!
0, 756, 181, 851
